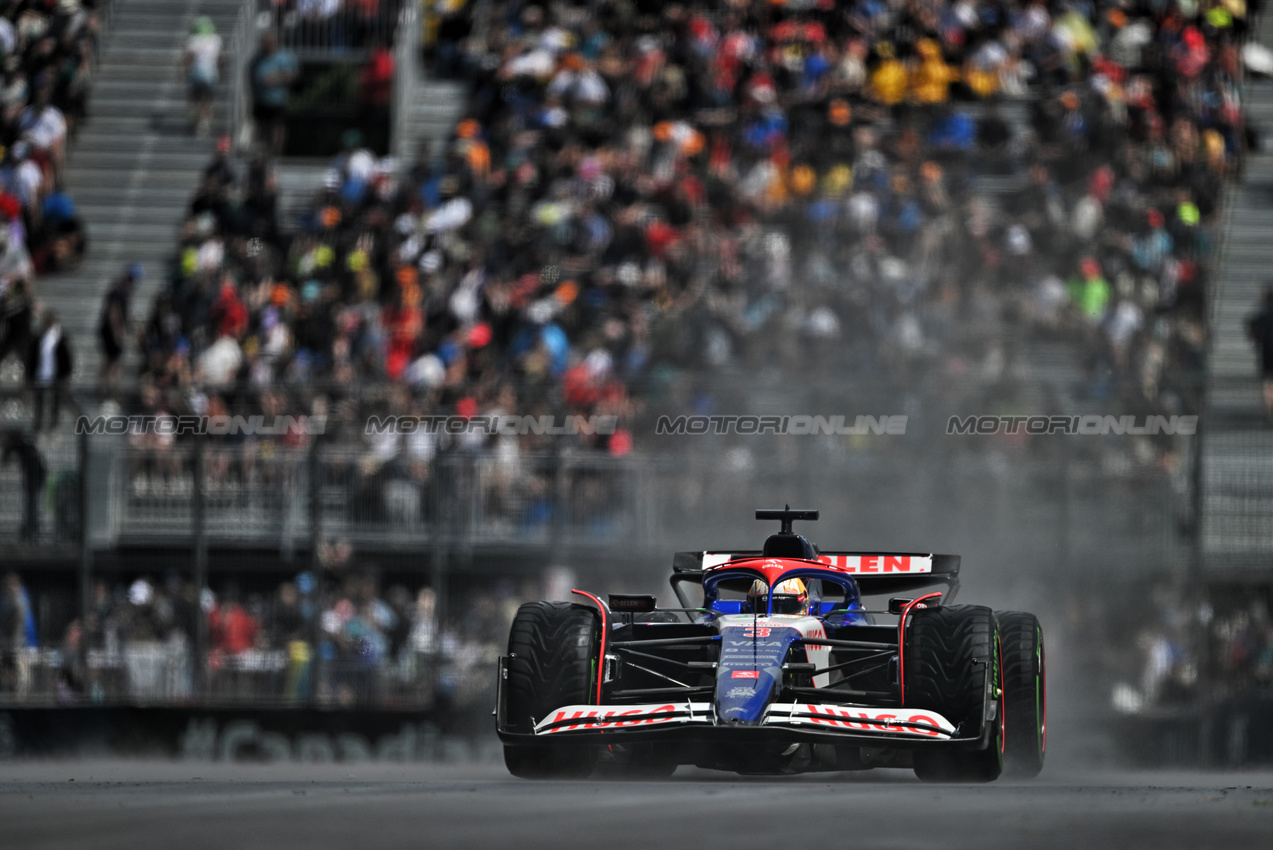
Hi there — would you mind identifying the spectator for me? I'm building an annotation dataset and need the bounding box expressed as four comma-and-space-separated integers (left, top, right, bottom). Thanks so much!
47, 0, 95, 128
57, 618, 84, 699
0, 276, 32, 370
0, 215, 33, 295
248, 32, 298, 155
0, 572, 37, 698
1070, 257, 1111, 323
117, 578, 169, 699
31, 187, 87, 272
183, 16, 223, 137
98, 263, 140, 389
429, 0, 472, 79
272, 581, 311, 700
209, 585, 260, 656
2, 429, 45, 541
18, 86, 68, 189
1246, 285, 1273, 423
358, 35, 394, 135
25, 309, 72, 432
197, 329, 243, 389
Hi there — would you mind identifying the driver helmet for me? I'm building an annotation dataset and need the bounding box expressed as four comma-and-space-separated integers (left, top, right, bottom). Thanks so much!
747, 578, 808, 616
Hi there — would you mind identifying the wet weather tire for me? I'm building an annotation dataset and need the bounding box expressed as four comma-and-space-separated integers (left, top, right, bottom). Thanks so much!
997, 610, 1045, 778
502, 601, 599, 779
904, 604, 1004, 783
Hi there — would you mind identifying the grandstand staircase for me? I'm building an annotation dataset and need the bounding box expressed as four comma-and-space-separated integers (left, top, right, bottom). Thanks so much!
399, 78, 468, 155
1199, 11, 1273, 572
3, 0, 245, 388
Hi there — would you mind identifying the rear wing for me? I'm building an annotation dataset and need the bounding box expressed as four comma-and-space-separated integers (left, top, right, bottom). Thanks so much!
670, 550, 961, 606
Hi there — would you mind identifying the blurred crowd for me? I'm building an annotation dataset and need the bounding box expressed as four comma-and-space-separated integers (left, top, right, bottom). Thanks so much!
1112, 584, 1273, 712
0, 0, 95, 374
12, 564, 1273, 711
91, 0, 1246, 496
0, 561, 515, 709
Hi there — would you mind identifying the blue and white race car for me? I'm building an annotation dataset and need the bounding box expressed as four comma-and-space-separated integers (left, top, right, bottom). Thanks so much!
496, 509, 1045, 780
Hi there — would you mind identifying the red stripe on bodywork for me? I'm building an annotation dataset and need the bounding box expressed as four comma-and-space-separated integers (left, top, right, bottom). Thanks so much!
897, 592, 943, 707
571, 589, 608, 704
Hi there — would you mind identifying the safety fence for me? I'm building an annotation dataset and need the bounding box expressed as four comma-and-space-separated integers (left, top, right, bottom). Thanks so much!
102, 443, 653, 550
0, 432, 1186, 568
0, 645, 441, 709
1200, 429, 1273, 574
0, 367, 1221, 715
0, 425, 1195, 711
258, 0, 407, 57
0, 435, 80, 547
1113, 692, 1273, 767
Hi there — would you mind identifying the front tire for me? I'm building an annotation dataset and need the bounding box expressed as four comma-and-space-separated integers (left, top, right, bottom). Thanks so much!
904, 604, 1004, 783
502, 601, 599, 779
997, 610, 1046, 778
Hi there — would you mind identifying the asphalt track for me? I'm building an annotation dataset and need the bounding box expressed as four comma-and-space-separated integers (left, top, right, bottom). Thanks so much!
1, 759, 1272, 850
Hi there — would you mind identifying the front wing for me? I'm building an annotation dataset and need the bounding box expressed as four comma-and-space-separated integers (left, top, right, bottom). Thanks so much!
530, 701, 956, 738
497, 696, 981, 751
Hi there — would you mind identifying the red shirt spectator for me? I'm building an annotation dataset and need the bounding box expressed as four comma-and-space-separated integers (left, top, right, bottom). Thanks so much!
210, 280, 248, 339
360, 46, 394, 108
210, 602, 259, 654
383, 301, 422, 381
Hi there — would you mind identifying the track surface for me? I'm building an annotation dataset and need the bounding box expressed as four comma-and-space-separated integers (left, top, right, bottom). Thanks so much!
2, 760, 1272, 850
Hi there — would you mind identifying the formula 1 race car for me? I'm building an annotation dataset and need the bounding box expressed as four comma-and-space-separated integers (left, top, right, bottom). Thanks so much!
495, 509, 1045, 781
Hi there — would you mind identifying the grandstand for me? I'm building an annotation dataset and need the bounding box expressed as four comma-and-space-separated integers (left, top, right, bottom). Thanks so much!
6, 0, 247, 387
0, 0, 1270, 763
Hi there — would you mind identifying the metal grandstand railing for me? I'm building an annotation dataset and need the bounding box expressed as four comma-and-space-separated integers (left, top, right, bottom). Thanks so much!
0, 645, 444, 709
1196, 8, 1273, 578
59, 442, 655, 551
390, 0, 420, 161
0, 368, 1196, 570
259, 0, 405, 58
228, 0, 259, 149
0, 387, 1198, 712
0, 429, 1186, 575
0, 433, 82, 548
1201, 430, 1273, 573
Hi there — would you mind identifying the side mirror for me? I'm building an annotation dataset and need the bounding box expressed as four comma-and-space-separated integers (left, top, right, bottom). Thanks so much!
609, 594, 657, 613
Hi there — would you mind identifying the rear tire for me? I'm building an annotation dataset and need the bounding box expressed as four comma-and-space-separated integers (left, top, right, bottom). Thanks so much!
904, 604, 1004, 783
997, 610, 1046, 778
502, 601, 599, 779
